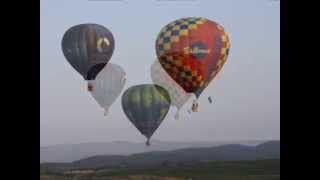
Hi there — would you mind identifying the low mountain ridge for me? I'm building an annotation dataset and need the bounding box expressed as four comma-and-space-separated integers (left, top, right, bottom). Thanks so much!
41, 140, 280, 173
40, 140, 266, 163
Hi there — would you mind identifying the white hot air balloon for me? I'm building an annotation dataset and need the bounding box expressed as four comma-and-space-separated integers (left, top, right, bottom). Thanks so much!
87, 63, 126, 115
150, 60, 192, 120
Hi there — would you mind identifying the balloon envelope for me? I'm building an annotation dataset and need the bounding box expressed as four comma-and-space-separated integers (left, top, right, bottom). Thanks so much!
121, 84, 171, 142
62, 24, 115, 80
155, 17, 230, 98
150, 60, 192, 111
89, 63, 126, 114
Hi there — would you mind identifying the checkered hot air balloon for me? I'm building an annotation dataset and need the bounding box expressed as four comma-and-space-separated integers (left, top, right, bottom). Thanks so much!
155, 17, 230, 103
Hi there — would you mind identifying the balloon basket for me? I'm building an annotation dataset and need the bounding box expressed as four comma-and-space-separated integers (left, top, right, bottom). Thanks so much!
87, 84, 93, 92
192, 100, 199, 112
146, 139, 150, 146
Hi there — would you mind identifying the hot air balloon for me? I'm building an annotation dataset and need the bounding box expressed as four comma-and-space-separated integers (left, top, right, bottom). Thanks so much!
88, 63, 126, 116
121, 84, 171, 146
155, 17, 230, 111
62, 23, 115, 81
150, 60, 192, 120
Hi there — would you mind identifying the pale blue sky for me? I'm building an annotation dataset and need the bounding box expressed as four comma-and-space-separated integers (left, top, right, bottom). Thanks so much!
41, 0, 279, 146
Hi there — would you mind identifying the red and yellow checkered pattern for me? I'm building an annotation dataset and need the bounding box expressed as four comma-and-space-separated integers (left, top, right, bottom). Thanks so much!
159, 55, 205, 92
156, 17, 230, 95
157, 17, 207, 56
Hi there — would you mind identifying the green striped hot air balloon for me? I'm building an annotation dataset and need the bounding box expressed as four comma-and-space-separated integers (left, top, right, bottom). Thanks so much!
121, 84, 171, 146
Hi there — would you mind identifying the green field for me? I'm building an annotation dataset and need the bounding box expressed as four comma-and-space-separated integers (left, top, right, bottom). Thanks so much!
40, 159, 280, 180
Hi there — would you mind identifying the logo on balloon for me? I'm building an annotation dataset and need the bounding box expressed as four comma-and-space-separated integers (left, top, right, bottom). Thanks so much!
183, 42, 210, 59
97, 37, 110, 53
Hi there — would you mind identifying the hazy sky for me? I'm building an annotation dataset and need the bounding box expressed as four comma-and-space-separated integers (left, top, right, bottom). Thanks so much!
40, 0, 280, 146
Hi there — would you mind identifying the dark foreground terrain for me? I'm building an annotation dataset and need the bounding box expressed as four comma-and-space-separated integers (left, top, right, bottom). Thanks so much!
40, 141, 280, 180
40, 159, 280, 180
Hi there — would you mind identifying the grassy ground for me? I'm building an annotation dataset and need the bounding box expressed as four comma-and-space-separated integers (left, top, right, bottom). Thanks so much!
40, 159, 280, 180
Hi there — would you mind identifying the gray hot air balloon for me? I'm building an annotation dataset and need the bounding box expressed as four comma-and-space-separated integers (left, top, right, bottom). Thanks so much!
121, 84, 171, 146
62, 24, 115, 80
88, 63, 126, 116
151, 60, 192, 120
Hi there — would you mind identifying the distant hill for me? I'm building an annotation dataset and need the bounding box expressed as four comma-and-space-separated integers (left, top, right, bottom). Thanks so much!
40, 140, 279, 173
40, 140, 266, 163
